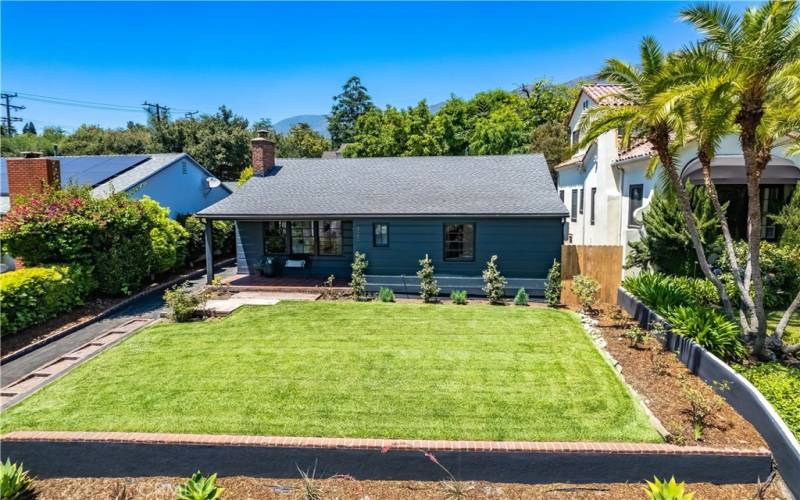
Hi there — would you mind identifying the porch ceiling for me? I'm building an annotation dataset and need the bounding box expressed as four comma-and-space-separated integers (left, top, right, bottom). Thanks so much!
681, 154, 799, 185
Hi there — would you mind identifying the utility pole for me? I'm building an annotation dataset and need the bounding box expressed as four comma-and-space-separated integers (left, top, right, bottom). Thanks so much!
1, 92, 25, 136
142, 101, 169, 124
184, 110, 199, 118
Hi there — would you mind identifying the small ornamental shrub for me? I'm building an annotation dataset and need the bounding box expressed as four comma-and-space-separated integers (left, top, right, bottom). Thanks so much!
513, 288, 529, 306
237, 165, 254, 186
349, 252, 368, 300
544, 260, 562, 306
450, 290, 468, 305
622, 273, 693, 313
571, 275, 599, 312
644, 476, 695, 500
681, 383, 722, 441
718, 241, 800, 309
163, 284, 206, 322
624, 325, 648, 348
417, 254, 440, 303
0, 265, 96, 335
0, 459, 36, 500
176, 471, 223, 500
378, 287, 395, 302
663, 306, 745, 361
482, 255, 507, 305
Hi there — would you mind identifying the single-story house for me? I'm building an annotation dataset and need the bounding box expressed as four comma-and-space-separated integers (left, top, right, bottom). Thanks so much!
556, 84, 799, 272
197, 132, 568, 296
1, 152, 231, 218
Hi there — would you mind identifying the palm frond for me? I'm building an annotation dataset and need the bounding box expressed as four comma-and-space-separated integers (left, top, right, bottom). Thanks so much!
680, 2, 741, 54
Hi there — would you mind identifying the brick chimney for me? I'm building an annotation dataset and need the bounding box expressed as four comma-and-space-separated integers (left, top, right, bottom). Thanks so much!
251, 130, 276, 176
6, 152, 61, 207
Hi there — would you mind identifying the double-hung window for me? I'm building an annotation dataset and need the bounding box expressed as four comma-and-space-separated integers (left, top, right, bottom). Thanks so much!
318, 220, 342, 256
291, 221, 315, 254
571, 190, 578, 222
443, 223, 475, 261
579, 188, 584, 214
590, 188, 597, 225
373, 223, 389, 247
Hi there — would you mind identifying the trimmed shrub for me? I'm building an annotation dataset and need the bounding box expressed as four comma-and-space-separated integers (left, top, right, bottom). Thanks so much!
663, 306, 745, 361
378, 287, 395, 303
176, 471, 224, 500
571, 275, 599, 312
0, 458, 36, 500
544, 259, 562, 306
417, 254, 440, 303
514, 288, 529, 306
482, 255, 507, 305
450, 290, 467, 305
0, 264, 96, 335
349, 252, 368, 300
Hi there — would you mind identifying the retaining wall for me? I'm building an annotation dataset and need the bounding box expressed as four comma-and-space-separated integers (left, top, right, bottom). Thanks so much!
618, 287, 800, 499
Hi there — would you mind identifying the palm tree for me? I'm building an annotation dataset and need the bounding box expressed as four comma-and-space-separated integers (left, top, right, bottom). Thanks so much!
578, 37, 737, 318
681, 0, 800, 355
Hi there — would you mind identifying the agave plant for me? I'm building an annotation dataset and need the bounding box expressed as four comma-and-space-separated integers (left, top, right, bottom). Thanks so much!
175, 471, 224, 500
0, 459, 36, 500
644, 476, 695, 500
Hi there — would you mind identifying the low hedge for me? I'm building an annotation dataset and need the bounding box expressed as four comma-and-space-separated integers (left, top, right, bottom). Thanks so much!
0, 265, 96, 335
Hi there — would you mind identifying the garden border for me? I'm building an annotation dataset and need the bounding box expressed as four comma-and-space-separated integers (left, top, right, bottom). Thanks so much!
0, 258, 234, 365
0, 431, 771, 484
617, 287, 800, 499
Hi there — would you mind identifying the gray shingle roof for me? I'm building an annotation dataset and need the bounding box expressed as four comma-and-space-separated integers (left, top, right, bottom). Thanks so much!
198, 154, 567, 218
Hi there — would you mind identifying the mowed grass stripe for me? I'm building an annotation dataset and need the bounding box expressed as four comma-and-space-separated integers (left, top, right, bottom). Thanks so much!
1, 301, 661, 442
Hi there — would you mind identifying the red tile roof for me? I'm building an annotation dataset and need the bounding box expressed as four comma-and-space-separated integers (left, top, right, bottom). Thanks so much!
582, 84, 629, 107
616, 140, 655, 163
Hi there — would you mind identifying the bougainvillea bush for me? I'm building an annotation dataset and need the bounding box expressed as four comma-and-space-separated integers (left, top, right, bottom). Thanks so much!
0, 186, 188, 296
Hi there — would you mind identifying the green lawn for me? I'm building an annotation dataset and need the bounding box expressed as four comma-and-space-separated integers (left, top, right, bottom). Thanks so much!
2, 302, 660, 442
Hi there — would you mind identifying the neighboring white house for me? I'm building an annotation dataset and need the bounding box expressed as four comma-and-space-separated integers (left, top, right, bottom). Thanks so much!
555, 84, 799, 271
1, 153, 231, 218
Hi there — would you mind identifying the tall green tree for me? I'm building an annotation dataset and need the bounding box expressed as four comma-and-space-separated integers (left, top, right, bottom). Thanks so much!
678, 0, 800, 355
22, 122, 36, 135
328, 76, 374, 147
578, 36, 736, 320
277, 123, 330, 158
530, 121, 572, 171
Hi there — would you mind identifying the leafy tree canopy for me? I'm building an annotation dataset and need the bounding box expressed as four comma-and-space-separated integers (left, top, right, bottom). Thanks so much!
277, 123, 330, 158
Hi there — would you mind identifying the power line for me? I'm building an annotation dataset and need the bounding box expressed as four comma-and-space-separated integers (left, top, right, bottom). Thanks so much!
143, 101, 169, 124
1, 92, 26, 134
1, 90, 205, 115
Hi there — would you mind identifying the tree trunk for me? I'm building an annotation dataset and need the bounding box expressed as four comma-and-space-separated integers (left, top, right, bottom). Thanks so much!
773, 289, 800, 341
652, 137, 736, 320
698, 150, 755, 332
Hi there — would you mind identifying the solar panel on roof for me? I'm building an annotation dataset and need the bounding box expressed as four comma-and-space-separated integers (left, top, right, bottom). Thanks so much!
0, 155, 150, 194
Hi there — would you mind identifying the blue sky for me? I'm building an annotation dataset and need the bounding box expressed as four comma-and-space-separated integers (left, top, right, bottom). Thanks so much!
1, 1, 721, 132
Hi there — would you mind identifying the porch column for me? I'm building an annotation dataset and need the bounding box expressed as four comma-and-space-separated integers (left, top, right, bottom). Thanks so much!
204, 219, 214, 284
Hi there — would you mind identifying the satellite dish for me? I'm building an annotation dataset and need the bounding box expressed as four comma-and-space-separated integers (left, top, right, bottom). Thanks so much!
206, 177, 221, 189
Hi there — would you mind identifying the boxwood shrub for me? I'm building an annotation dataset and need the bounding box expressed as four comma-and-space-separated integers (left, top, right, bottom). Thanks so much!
0, 264, 97, 335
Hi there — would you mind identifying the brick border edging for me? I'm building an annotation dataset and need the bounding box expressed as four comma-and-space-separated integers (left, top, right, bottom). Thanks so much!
618, 287, 800, 499
0, 431, 771, 456
0, 431, 773, 484
0, 258, 235, 365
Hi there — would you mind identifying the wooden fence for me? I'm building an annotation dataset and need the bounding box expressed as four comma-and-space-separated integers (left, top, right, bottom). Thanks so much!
560, 245, 623, 307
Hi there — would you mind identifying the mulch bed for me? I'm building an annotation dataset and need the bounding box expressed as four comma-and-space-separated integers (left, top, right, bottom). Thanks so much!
31, 476, 788, 499
592, 305, 766, 449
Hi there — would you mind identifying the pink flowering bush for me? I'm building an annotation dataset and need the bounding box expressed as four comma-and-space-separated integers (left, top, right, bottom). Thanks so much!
0, 186, 187, 296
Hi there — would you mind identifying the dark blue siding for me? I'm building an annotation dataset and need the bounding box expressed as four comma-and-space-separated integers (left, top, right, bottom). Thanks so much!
352, 218, 562, 279
235, 217, 562, 280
